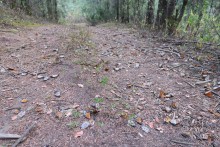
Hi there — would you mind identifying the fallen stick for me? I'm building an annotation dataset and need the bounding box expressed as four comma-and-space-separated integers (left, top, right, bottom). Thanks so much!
0, 133, 21, 139
12, 123, 36, 147
170, 139, 197, 146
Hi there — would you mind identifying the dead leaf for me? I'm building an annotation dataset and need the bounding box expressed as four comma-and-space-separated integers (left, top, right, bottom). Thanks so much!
159, 90, 166, 98
171, 102, 177, 109
74, 131, 83, 138
55, 111, 63, 119
164, 116, 171, 123
136, 117, 143, 125
120, 112, 128, 119
85, 112, 91, 119
204, 91, 213, 98
11, 115, 17, 121
35, 106, 44, 113
21, 99, 28, 103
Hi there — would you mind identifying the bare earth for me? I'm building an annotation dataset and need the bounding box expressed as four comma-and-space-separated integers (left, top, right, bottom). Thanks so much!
0, 24, 220, 147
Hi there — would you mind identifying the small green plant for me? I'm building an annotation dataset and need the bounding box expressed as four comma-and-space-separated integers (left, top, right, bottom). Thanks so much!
93, 97, 104, 103
67, 121, 79, 129
97, 121, 105, 127
100, 76, 109, 85
72, 110, 81, 118
129, 114, 136, 120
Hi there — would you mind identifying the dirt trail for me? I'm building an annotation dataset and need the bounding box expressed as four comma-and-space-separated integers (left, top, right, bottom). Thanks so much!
0, 24, 219, 147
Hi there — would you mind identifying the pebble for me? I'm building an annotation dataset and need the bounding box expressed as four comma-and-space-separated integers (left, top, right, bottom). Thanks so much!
141, 125, 150, 133
181, 131, 191, 138
0, 67, 6, 73
81, 121, 90, 129
170, 119, 179, 125
37, 75, 44, 79
51, 74, 59, 78
54, 90, 61, 97
114, 67, 120, 71
43, 76, 49, 81
164, 106, 172, 113
134, 63, 140, 68
21, 72, 28, 76
18, 111, 26, 118
128, 120, 136, 127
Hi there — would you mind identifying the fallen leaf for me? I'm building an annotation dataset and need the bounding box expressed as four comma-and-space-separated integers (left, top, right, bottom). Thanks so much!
35, 106, 44, 113
164, 116, 171, 123
136, 117, 143, 125
120, 112, 128, 119
171, 102, 177, 109
159, 90, 166, 98
11, 115, 17, 121
55, 111, 63, 119
21, 99, 28, 103
74, 131, 83, 138
85, 112, 91, 119
204, 91, 213, 98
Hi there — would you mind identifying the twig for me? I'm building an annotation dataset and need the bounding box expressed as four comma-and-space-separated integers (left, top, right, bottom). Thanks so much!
170, 139, 197, 146
0, 133, 21, 139
4, 107, 21, 111
212, 91, 220, 98
150, 48, 181, 57
184, 81, 195, 88
12, 122, 36, 147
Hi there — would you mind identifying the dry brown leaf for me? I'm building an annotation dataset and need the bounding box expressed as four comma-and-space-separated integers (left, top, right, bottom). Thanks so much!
159, 90, 166, 98
21, 99, 28, 103
74, 131, 83, 138
55, 111, 63, 119
171, 102, 177, 109
164, 116, 171, 123
204, 91, 213, 98
136, 117, 143, 125
35, 106, 44, 113
85, 112, 91, 119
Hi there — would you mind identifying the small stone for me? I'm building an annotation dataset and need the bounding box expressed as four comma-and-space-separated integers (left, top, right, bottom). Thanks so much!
18, 111, 26, 118
59, 55, 65, 58
134, 63, 140, 68
81, 121, 90, 129
0, 67, 6, 73
218, 82, 220, 85
37, 75, 44, 79
163, 106, 172, 113
170, 119, 179, 125
54, 90, 61, 97
43, 76, 49, 81
141, 125, 150, 133
128, 120, 136, 127
114, 67, 120, 71
201, 133, 209, 140
137, 105, 144, 110
51, 74, 59, 78
21, 72, 28, 76
181, 131, 191, 138
53, 48, 59, 52
77, 84, 84, 88
180, 72, 185, 77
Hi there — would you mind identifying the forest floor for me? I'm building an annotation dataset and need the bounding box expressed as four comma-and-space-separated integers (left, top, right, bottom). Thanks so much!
0, 22, 220, 147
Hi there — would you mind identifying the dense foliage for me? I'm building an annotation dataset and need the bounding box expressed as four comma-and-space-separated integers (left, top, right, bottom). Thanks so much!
1, 0, 219, 43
